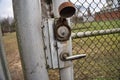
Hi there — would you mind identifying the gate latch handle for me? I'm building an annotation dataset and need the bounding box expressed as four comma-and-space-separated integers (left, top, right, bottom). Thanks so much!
60, 53, 86, 61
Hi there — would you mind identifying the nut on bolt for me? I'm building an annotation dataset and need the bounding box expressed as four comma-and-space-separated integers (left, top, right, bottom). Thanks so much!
60, 52, 69, 61
54, 18, 71, 41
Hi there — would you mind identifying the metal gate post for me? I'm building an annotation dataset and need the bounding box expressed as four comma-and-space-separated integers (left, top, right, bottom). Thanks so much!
12, 0, 49, 80
0, 25, 11, 80
52, 0, 74, 80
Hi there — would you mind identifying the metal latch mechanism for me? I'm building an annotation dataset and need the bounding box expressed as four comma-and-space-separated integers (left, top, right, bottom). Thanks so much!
60, 52, 86, 61
42, 2, 86, 69
54, 18, 71, 41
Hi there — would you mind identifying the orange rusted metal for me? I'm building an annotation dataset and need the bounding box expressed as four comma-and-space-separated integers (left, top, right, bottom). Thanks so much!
58, 2, 76, 18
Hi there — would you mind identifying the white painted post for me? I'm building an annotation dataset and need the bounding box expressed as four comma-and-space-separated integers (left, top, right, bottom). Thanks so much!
0, 25, 11, 80
52, 0, 74, 80
12, 0, 49, 80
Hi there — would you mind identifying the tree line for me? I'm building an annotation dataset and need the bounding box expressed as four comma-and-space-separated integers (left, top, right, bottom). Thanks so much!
0, 18, 16, 35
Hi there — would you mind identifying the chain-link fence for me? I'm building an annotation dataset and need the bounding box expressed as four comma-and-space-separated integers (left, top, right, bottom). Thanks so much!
46, 0, 120, 80
70, 0, 120, 80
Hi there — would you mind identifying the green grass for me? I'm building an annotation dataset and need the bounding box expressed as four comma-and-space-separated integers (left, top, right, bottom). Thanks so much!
73, 34, 120, 79
2, 19, 120, 80
72, 20, 120, 80
72, 20, 120, 32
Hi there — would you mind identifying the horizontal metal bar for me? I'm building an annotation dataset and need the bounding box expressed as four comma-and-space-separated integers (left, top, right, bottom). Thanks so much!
72, 28, 120, 39
65, 54, 86, 61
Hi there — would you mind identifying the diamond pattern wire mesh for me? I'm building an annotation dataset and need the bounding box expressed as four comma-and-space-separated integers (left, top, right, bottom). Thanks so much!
70, 0, 120, 80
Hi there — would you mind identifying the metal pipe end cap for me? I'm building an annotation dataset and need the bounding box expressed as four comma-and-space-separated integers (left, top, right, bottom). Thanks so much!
59, 2, 76, 18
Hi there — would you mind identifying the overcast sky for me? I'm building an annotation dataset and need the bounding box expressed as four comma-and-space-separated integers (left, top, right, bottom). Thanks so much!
0, 0, 13, 19
0, 0, 111, 19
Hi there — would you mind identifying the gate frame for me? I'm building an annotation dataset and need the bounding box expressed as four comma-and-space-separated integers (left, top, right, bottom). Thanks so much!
52, 0, 74, 80
12, 0, 49, 80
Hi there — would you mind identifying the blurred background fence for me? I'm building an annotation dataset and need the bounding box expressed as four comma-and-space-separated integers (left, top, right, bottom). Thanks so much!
48, 0, 120, 80
69, 0, 120, 80
1, 0, 119, 80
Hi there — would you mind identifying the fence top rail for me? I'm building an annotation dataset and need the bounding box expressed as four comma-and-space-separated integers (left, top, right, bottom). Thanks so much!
72, 28, 120, 39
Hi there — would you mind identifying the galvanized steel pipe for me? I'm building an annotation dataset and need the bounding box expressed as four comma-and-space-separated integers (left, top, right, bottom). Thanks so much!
52, 0, 74, 80
72, 28, 120, 39
12, 0, 49, 80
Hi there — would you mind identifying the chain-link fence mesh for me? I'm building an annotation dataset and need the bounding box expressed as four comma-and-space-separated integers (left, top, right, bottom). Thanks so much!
70, 0, 120, 80
46, 0, 120, 80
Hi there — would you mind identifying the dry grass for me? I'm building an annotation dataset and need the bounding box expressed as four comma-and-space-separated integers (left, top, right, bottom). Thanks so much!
3, 32, 24, 80
2, 32, 60, 80
2, 31, 120, 80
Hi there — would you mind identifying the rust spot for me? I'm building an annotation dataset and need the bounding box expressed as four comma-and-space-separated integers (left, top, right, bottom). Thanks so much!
59, 2, 76, 18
